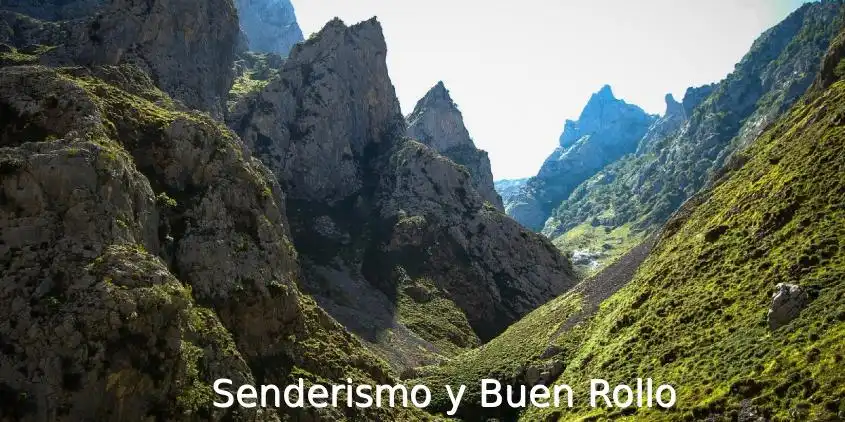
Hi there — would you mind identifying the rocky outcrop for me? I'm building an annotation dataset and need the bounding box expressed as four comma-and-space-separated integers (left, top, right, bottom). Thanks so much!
374, 140, 576, 341
767, 283, 809, 330
406, 81, 503, 209
0, 62, 415, 422
235, 0, 303, 55
230, 17, 404, 204
506, 85, 655, 230
0, 0, 240, 119
230, 18, 576, 369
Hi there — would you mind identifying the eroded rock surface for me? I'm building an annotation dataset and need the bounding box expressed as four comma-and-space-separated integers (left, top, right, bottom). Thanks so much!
406, 81, 503, 209
0, 62, 414, 422
230, 18, 576, 369
1, 0, 240, 118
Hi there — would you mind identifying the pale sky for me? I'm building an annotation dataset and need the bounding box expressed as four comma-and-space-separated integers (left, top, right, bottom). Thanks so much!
295, 0, 810, 179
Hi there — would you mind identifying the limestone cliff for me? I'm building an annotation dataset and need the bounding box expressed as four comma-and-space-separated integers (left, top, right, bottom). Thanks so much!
406, 82, 503, 210
229, 18, 576, 369
0, 2, 429, 421
0, 0, 240, 119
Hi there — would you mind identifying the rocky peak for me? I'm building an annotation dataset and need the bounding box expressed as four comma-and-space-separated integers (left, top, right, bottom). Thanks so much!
235, 0, 303, 56
507, 85, 654, 230
407, 80, 475, 151
421, 80, 453, 104
681, 83, 717, 116
230, 16, 404, 204
559, 119, 579, 148
557, 84, 650, 149
635, 90, 701, 155
664, 93, 684, 117
541, 84, 654, 178
406, 81, 503, 209
596, 83, 614, 98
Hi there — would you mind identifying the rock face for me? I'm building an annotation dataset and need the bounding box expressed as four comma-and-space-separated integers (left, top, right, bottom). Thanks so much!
0, 4, 434, 420
767, 283, 809, 330
0, 0, 240, 119
406, 81, 503, 209
230, 18, 405, 204
230, 18, 576, 368
506, 85, 655, 230
235, 0, 303, 55
0, 62, 425, 421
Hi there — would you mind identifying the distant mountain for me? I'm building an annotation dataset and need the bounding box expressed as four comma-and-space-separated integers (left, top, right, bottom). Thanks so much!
541, 1, 842, 272
504, 85, 655, 230
494, 177, 528, 203
235, 0, 304, 55
407, 81, 504, 209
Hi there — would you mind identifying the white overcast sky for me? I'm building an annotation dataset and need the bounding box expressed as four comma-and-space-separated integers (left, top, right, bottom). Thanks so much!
294, 0, 810, 179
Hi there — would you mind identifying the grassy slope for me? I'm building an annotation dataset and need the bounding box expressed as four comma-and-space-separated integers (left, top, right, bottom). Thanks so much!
553, 222, 645, 276
419, 74, 845, 421
524, 77, 845, 421
413, 290, 583, 415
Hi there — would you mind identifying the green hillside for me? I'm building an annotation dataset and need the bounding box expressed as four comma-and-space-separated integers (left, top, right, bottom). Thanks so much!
419, 36, 845, 421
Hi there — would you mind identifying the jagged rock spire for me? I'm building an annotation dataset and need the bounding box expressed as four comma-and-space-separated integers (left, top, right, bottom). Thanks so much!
407, 81, 476, 151
664, 93, 684, 116
406, 81, 504, 209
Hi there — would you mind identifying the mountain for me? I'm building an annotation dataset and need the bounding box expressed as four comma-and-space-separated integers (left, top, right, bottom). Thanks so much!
3, 0, 842, 420
494, 177, 528, 204
406, 81, 504, 209
417, 17, 845, 420
228, 18, 576, 369
234, 0, 304, 56
0, 1, 577, 420
0, 2, 424, 421
533, 2, 843, 273
505, 85, 655, 230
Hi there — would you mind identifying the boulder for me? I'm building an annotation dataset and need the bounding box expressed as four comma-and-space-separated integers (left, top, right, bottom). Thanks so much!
767, 282, 808, 330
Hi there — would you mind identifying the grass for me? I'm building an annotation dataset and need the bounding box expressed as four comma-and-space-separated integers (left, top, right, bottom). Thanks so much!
396, 276, 480, 357
413, 290, 583, 417
553, 222, 645, 275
